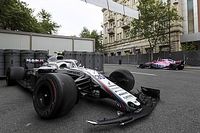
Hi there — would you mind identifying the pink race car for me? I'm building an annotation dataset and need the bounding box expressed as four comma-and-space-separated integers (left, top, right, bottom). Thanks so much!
139, 59, 184, 70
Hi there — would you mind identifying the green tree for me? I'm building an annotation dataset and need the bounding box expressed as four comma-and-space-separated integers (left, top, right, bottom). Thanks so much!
181, 42, 197, 51
0, 0, 60, 34
80, 27, 103, 52
37, 9, 60, 34
130, 0, 182, 60
80, 27, 91, 38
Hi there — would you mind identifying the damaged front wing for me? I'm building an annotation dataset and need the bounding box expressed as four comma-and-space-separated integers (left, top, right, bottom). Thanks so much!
87, 87, 160, 126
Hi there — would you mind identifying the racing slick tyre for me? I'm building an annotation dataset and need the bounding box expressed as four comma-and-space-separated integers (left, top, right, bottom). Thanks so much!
33, 73, 77, 119
6, 67, 25, 86
109, 69, 135, 92
139, 64, 145, 69
177, 64, 184, 70
169, 64, 177, 70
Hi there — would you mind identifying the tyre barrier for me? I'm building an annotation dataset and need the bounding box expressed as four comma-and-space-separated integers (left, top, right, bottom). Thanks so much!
63, 51, 104, 71
20, 50, 34, 69
85, 52, 95, 69
0, 50, 4, 77
94, 53, 103, 71
0, 49, 104, 78
34, 50, 48, 68
4, 49, 20, 76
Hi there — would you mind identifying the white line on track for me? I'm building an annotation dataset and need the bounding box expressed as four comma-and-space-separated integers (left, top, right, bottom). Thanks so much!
131, 72, 157, 76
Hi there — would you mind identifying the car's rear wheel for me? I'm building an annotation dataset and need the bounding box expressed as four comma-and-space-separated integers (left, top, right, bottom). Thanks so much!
33, 73, 77, 119
177, 65, 184, 70
139, 64, 145, 69
169, 64, 177, 70
109, 69, 135, 92
6, 67, 25, 86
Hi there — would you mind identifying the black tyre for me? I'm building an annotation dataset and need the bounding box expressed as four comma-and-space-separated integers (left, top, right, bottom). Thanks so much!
177, 64, 184, 70
139, 64, 145, 69
109, 69, 135, 92
169, 64, 177, 70
33, 73, 77, 119
6, 67, 25, 86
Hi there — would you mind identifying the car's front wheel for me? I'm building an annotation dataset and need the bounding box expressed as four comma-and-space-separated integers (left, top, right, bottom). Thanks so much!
33, 73, 77, 119
109, 69, 135, 92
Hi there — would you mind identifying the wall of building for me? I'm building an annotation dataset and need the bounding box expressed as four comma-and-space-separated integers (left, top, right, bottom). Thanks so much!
180, 0, 200, 46
0, 30, 95, 55
102, 0, 182, 56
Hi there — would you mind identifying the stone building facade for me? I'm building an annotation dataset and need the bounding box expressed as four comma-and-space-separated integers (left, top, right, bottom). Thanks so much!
102, 0, 183, 56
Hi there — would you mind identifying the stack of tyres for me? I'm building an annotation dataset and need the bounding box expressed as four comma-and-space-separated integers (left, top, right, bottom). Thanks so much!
4, 49, 20, 74
34, 50, 48, 68
75, 52, 86, 67
63, 51, 75, 59
94, 53, 104, 71
85, 52, 94, 69
0, 50, 4, 77
20, 50, 34, 69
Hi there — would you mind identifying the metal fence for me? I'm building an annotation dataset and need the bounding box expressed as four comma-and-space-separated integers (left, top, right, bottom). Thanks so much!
104, 50, 200, 66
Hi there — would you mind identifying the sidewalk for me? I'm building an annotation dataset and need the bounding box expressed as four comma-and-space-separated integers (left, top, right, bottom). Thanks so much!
184, 66, 200, 70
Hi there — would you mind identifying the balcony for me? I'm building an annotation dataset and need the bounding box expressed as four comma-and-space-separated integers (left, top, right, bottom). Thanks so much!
107, 28, 115, 35
121, 22, 130, 29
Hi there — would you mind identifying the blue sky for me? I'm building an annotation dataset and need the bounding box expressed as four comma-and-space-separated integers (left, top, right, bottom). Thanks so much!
22, 0, 103, 36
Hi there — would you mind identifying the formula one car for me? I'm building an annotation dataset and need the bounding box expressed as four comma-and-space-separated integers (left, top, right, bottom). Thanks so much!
6, 55, 160, 126
139, 58, 184, 70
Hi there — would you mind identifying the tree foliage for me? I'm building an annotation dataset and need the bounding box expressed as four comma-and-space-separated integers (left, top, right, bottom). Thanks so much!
80, 27, 103, 52
130, 0, 182, 60
0, 0, 60, 34
181, 42, 197, 51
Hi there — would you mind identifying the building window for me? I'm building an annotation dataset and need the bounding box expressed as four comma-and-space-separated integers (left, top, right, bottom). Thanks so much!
117, 32, 122, 40
117, 51, 121, 56
110, 22, 115, 28
187, 0, 194, 33
109, 35, 115, 43
117, 20, 122, 27
124, 29, 130, 39
119, 32, 122, 40
111, 53, 115, 56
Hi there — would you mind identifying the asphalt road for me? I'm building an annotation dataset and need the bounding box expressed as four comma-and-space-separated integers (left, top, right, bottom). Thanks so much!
0, 65, 200, 133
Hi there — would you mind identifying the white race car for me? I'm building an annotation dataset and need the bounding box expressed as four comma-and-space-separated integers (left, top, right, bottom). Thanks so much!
6, 55, 160, 126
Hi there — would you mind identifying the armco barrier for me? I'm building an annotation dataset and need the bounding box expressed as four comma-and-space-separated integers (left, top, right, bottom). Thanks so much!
4, 49, 20, 74
20, 50, 34, 69
0, 50, 4, 77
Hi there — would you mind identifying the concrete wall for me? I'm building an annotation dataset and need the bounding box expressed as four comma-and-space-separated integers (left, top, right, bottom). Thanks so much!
0, 33, 30, 49
32, 36, 73, 55
74, 39, 94, 52
0, 30, 95, 55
